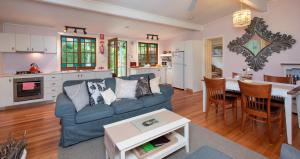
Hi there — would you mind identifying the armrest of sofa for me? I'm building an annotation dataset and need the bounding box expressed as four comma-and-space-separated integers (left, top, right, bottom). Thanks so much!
280, 144, 300, 159
55, 93, 76, 118
160, 84, 174, 99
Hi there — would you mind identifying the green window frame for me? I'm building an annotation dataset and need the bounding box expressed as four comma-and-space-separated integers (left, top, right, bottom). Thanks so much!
61, 35, 96, 70
138, 42, 158, 67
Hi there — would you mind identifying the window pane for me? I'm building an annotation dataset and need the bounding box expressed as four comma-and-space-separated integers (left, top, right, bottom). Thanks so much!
67, 53, 73, 63
67, 42, 73, 52
61, 36, 96, 70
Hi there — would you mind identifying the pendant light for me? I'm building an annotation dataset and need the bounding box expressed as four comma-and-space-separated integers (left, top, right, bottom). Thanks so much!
233, 0, 251, 27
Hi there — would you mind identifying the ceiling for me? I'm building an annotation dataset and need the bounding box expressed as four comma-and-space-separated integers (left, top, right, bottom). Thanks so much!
96, 0, 240, 24
0, 0, 243, 40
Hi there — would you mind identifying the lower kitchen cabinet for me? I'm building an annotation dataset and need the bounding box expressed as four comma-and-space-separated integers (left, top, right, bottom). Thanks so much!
0, 70, 113, 108
0, 77, 13, 108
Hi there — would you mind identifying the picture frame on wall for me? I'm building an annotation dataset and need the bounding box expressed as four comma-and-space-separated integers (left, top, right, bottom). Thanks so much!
212, 45, 222, 57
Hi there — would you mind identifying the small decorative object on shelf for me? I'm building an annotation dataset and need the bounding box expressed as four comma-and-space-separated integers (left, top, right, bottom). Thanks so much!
0, 131, 27, 159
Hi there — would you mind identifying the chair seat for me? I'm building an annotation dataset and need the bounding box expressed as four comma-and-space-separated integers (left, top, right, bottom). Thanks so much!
210, 94, 237, 105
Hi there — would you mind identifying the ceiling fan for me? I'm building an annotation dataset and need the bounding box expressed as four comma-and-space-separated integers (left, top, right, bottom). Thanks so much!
187, 0, 198, 11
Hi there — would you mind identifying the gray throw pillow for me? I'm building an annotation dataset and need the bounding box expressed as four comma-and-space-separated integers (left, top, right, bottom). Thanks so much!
136, 77, 152, 98
64, 81, 90, 112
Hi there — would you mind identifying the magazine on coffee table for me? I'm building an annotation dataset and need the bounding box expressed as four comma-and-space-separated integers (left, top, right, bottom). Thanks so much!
131, 115, 167, 132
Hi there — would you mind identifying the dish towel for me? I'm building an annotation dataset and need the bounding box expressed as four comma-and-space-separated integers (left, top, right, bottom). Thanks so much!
22, 82, 35, 90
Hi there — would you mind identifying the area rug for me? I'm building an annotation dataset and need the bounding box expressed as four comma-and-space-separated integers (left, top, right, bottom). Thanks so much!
58, 124, 267, 159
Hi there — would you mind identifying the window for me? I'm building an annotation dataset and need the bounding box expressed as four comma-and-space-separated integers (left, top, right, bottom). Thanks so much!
61, 36, 96, 70
138, 42, 158, 67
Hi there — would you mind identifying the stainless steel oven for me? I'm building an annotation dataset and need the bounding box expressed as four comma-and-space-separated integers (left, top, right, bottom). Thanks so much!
13, 77, 44, 102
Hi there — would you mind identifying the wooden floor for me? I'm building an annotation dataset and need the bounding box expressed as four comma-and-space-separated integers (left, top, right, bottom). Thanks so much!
0, 90, 300, 159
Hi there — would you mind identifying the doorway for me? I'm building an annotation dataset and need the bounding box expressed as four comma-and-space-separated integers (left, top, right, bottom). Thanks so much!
108, 38, 127, 77
204, 37, 223, 78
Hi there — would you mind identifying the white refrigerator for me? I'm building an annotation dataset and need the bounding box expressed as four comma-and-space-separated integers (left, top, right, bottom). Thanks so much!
172, 51, 185, 89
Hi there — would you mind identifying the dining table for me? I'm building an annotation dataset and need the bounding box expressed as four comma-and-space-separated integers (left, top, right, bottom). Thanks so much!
202, 78, 300, 144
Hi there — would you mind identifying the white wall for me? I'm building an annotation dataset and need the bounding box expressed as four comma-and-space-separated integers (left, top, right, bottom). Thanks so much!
0, 23, 163, 74
201, 0, 300, 80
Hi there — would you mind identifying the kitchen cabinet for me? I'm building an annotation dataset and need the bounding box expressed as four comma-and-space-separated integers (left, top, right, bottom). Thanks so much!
44, 36, 57, 53
30, 35, 44, 52
15, 34, 31, 52
160, 67, 167, 84
0, 77, 13, 107
0, 33, 15, 52
129, 67, 163, 83
44, 74, 62, 101
166, 68, 173, 85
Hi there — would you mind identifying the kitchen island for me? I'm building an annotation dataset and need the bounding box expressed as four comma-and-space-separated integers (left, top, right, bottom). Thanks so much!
0, 70, 112, 109
128, 66, 170, 84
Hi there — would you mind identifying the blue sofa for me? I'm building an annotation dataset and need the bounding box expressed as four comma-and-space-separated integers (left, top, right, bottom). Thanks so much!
55, 73, 174, 147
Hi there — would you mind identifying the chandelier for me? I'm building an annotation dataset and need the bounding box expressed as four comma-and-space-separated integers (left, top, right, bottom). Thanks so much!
233, 1, 251, 27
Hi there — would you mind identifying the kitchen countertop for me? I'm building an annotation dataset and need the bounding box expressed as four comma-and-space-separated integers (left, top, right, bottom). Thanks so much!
0, 69, 112, 78
129, 66, 164, 69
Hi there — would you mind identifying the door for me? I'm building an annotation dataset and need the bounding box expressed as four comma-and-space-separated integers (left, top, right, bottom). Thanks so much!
108, 38, 118, 77
30, 35, 44, 52
108, 38, 127, 77
44, 36, 57, 53
16, 34, 30, 52
0, 33, 15, 52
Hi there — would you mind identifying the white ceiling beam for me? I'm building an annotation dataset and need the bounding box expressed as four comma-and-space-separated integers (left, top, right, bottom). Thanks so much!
38, 0, 203, 31
242, 0, 268, 12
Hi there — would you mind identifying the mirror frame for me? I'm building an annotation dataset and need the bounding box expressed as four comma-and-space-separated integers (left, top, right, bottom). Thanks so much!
228, 17, 296, 71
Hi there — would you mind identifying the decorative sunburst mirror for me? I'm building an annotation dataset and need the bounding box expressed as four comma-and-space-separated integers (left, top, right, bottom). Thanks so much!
228, 17, 296, 71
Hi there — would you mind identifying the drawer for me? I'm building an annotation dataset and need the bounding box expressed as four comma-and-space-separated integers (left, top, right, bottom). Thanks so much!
45, 81, 61, 88
45, 74, 62, 81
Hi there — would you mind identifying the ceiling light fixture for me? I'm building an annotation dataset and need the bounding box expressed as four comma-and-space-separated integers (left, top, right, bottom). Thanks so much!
64, 26, 87, 35
146, 34, 159, 41
233, 0, 251, 27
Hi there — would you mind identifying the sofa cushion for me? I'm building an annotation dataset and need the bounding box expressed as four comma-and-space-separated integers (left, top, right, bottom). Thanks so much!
75, 104, 114, 123
112, 99, 143, 114
140, 94, 167, 107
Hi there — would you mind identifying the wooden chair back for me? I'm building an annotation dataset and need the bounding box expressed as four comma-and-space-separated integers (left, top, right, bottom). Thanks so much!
204, 77, 226, 101
264, 75, 292, 84
238, 81, 272, 117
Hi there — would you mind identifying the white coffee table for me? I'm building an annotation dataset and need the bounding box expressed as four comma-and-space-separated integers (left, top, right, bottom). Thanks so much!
104, 109, 190, 159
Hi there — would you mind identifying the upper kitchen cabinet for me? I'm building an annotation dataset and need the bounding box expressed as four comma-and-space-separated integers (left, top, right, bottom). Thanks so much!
44, 36, 57, 53
30, 35, 44, 52
0, 33, 15, 52
15, 34, 31, 52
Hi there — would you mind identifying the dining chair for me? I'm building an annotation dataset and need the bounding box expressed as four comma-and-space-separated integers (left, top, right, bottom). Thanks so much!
264, 74, 293, 106
204, 77, 238, 124
238, 81, 284, 143
264, 75, 292, 84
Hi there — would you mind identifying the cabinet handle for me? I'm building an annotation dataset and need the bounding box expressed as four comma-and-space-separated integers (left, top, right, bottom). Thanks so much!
12, 47, 14, 51
9, 79, 12, 83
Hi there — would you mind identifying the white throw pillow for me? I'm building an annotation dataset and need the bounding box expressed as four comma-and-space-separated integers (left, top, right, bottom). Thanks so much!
100, 88, 117, 105
115, 78, 138, 99
64, 82, 90, 112
150, 77, 161, 94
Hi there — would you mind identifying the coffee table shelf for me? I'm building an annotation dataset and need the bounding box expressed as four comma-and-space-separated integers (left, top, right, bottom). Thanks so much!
104, 109, 190, 159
